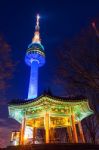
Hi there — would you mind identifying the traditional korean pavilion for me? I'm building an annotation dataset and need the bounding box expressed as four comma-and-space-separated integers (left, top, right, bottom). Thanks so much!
9, 94, 93, 144
8, 15, 93, 145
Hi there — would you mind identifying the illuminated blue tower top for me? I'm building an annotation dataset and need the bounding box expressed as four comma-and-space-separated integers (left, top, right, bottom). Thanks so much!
25, 14, 45, 99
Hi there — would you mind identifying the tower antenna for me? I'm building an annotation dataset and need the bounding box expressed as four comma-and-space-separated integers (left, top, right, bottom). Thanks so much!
32, 14, 41, 43
36, 14, 40, 30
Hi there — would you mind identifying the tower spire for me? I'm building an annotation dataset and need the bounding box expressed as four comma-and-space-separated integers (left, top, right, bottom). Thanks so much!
32, 14, 41, 43
36, 14, 40, 30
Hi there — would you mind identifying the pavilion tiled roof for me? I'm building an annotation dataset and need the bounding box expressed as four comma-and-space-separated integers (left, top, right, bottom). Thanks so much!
9, 93, 87, 105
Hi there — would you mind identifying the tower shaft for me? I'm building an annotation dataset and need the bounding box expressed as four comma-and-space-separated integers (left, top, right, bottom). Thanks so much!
28, 61, 38, 99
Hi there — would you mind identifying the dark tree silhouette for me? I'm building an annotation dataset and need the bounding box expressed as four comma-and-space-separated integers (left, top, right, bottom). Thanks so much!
0, 36, 15, 103
83, 114, 99, 144
56, 21, 99, 97
0, 36, 14, 89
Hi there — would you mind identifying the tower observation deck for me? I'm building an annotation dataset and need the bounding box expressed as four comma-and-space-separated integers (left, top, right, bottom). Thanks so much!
25, 14, 45, 99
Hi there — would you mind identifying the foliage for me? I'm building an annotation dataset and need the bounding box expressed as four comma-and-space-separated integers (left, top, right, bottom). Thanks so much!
56, 22, 99, 97
83, 114, 99, 144
0, 36, 14, 90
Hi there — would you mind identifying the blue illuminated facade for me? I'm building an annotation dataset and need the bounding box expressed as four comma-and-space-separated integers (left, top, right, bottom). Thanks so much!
25, 15, 45, 99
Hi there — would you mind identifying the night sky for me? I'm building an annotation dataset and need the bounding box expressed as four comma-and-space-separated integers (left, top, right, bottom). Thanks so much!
0, 0, 99, 147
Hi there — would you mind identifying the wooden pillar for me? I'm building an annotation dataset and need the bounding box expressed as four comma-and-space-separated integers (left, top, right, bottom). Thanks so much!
32, 119, 37, 144
44, 113, 50, 143
20, 117, 26, 145
71, 114, 78, 143
50, 127, 55, 143
78, 121, 85, 143
33, 127, 36, 144
67, 126, 73, 143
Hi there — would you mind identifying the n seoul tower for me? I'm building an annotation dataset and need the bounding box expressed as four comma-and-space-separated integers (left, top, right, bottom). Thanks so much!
25, 14, 45, 99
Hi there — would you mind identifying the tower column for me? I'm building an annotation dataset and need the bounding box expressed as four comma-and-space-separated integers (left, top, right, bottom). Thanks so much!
25, 14, 45, 100
71, 114, 78, 143
78, 121, 85, 143
28, 61, 38, 99
20, 116, 26, 145
44, 113, 50, 143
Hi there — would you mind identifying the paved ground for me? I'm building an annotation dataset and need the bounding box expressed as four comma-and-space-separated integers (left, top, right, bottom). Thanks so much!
2, 143, 99, 150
